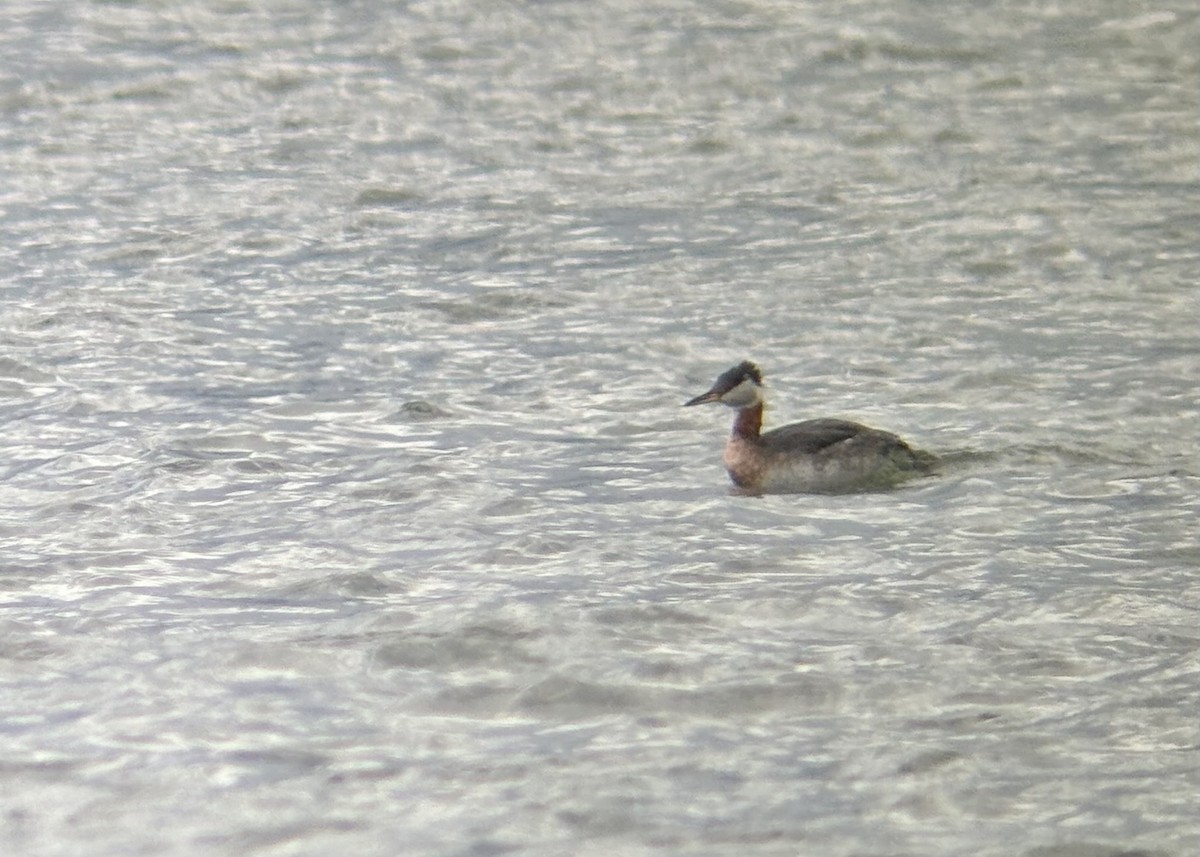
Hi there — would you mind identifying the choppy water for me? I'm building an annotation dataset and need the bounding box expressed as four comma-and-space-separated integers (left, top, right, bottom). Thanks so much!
2, 2, 1198, 855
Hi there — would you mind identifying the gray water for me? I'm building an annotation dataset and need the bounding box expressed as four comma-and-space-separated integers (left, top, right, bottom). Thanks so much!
2, 2, 1198, 855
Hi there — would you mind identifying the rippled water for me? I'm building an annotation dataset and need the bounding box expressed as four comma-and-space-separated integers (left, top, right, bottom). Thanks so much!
2, 2, 1198, 855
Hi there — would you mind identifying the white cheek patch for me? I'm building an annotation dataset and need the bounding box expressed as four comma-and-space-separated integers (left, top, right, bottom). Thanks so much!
722, 379, 763, 408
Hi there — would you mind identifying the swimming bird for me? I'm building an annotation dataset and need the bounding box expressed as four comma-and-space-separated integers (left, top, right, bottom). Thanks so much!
685, 360, 935, 494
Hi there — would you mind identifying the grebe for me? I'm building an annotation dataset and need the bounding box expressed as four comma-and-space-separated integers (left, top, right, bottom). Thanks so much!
685, 360, 936, 494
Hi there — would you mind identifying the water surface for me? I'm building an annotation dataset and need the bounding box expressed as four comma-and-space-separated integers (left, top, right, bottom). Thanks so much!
2, 2, 1198, 855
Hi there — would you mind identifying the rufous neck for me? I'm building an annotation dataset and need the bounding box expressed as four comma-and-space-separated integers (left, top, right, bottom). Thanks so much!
732, 403, 763, 440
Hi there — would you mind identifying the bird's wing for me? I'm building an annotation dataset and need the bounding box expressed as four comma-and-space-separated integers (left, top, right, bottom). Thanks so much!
760, 418, 895, 455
